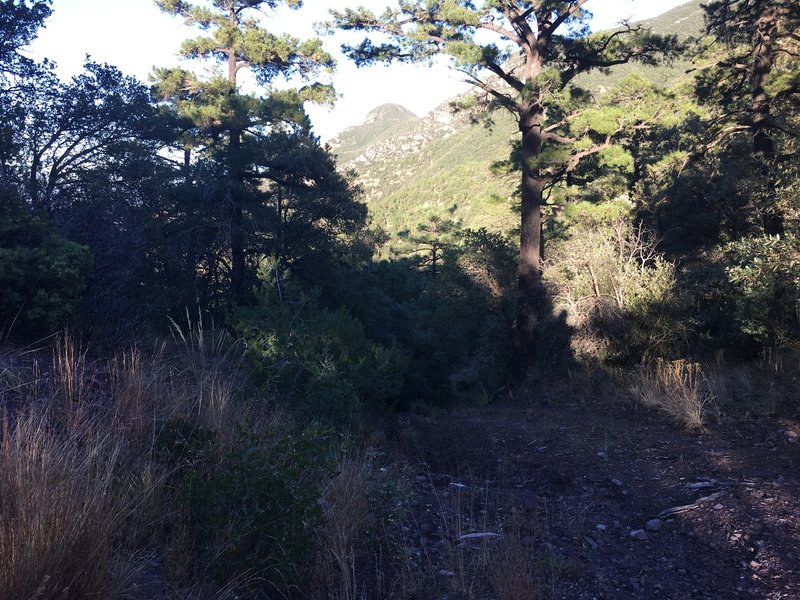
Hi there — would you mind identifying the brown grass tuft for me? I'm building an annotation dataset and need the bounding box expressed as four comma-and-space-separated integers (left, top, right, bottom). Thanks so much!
0, 407, 132, 599
634, 359, 717, 431
315, 457, 374, 599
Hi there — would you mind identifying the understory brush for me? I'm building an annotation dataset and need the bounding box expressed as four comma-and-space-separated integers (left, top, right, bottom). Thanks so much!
547, 206, 684, 367
543, 347, 800, 432
230, 268, 409, 427
0, 326, 411, 599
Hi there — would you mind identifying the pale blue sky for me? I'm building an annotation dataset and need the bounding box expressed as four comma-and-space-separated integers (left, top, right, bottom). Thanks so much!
25, 0, 692, 141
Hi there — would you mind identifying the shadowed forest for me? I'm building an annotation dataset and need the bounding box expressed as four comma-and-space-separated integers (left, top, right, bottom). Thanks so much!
1, 0, 799, 598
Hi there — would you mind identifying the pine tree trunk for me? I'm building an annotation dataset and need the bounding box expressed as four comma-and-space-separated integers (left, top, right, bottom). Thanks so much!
183, 145, 200, 309
752, 3, 783, 236
514, 107, 546, 372
227, 26, 247, 304
229, 128, 246, 304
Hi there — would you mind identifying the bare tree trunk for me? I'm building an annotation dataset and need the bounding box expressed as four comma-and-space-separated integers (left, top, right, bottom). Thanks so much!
514, 106, 546, 372
752, 3, 783, 236
228, 128, 246, 304
182, 145, 200, 309
227, 18, 247, 304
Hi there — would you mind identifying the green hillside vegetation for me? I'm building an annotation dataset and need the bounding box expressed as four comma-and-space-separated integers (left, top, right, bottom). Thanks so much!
575, 1, 704, 92
364, 111, 519, 239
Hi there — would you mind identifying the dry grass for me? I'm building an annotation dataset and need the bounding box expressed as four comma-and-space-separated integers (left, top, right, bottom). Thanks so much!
315, 457, 374, 599
492, 523, 540, 600
0, 324, 404, 599
0, 407, 132, 599
699, 347, 800, 418
0, 324, 251, 600
393, 477, 546, 600
634, 359, 717, 431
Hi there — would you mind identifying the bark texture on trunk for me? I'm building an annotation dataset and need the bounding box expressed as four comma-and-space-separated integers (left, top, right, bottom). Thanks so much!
514, 106, 546, 372
752, 3, 783, 236
228, 127, 246, 304
227, 11, 247, 304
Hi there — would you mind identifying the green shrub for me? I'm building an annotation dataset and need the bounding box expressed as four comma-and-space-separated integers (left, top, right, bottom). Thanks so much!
0, 195, 91, 337
230, 265, 408, 425
725, 235, 800, 348
156, 415, 342, 587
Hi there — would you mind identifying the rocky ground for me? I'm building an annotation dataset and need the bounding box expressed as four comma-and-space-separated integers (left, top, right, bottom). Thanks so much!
388, 391, 800, 599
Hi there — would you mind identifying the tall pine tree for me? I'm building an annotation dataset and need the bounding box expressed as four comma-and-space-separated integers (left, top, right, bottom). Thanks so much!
696, 0, 800, 235
330, 1, 678, 369
154, 0, 336, 303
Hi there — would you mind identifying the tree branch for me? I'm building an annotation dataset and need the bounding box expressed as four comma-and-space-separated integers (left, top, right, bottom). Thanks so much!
547, 0, 591, 36
454, 67, 523, 113
478, 20, 522, 46
483, 61, 525, 92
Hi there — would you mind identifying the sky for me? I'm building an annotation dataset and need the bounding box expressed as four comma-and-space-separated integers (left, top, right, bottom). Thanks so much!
25, 0, 692, 141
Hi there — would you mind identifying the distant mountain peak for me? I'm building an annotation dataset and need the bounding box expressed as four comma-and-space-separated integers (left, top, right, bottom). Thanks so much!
364, 103, 418, 124
329, 103, 422, 163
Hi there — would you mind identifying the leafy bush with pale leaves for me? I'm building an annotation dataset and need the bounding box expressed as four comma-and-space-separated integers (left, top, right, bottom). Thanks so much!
725, 235, 800, 348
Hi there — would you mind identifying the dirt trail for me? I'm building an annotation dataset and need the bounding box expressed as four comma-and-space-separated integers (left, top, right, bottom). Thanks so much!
391, 394, 800, 599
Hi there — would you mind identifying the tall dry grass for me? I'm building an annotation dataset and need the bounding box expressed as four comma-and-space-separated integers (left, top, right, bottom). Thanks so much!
0, 321, 249, 600
634, 359, 717, 430
315, 457, 374, 599
387, 477, 545, 600
0, 400, 133, 598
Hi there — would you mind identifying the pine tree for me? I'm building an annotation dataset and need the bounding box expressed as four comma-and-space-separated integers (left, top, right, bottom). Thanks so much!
154, 0, 336, 303
329, 1, 679, 368
695, 0, 800, 235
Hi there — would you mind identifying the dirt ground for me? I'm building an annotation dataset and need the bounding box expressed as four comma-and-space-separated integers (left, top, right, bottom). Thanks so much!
389, 390, 800, 599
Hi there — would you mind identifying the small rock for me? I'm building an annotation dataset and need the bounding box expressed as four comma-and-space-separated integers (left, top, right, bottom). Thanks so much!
646, 518, 663, 532
788, 435, 798, 444
585, 536, 598, 550
458, 532, 502, 542
630, 529, 649, 541
713, 503, 724, 510
596, 523, 607, 531
438, 569, 455, 577
687, 481, 715, 490
597, 451, 608, 459
678, 568, 687, 576
611, 477, 624, 487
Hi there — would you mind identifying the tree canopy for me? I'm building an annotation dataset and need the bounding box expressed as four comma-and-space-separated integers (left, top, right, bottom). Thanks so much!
153, 0, 357, 305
